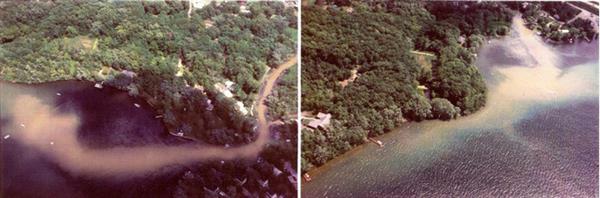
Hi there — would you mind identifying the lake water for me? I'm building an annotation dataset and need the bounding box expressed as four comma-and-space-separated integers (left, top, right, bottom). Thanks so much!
302, 16, 599, 197
1, 81, 190, 197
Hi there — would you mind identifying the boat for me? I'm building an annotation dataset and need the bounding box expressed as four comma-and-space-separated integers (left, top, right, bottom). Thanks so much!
303, 173, 312, 182
368, 137, 384, 147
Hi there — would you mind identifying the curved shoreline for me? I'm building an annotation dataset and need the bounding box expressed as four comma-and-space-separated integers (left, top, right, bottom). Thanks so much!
0, 55, 298, 176
302, 14, 598, 196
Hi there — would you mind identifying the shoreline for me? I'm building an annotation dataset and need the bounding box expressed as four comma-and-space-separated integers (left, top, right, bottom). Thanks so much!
301, 10, 599, 179
302, 9, 596, 184
1, 54, 298, 147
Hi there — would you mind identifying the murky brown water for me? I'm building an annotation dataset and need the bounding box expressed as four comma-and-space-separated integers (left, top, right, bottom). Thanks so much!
302, 15, 599, 197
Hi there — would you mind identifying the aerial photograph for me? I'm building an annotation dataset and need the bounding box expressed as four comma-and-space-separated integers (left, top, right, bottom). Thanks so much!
1, 0, 298, 197
301, 1, 598, 197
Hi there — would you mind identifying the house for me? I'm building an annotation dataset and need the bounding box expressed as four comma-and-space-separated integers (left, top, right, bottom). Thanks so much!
284, 161, 296, 177
458, 36, 466, 45
234, 177, 247, 186
288, 175, 297, 189
306, 112, 331, 130
257, 179, 269, 188
121, 70, 137, 78
206, 99, 214, 111
283, 0, 297, 8
239, 1, 251, 14
241, 187, 253, 197
273, 167, 283, 176
214, 82, 234, 98
203, 19, 214, 28
236, 101, 248, 115
203, 187, 224, 197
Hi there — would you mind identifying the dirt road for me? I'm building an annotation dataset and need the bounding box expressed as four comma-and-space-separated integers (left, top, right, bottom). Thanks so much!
254, 56, 298, 146
2, 55, 298, 176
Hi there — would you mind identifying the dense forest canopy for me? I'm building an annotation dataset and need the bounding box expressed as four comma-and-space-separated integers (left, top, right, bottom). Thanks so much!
1, 1, 298, 197
301, 1, 513, 172
0, 0, 297, 146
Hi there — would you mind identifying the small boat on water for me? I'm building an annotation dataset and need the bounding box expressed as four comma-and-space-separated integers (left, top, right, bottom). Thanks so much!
303, 173, 312, 182
368, 137, 384, 147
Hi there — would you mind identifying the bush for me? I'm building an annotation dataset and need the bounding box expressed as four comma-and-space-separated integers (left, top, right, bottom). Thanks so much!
431, 98, 458, 120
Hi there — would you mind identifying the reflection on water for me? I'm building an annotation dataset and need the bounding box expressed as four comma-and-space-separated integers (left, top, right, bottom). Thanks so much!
302, 15, 599, 197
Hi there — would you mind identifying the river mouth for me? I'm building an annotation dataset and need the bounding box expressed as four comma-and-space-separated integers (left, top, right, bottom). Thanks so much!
302, 15, 599, 197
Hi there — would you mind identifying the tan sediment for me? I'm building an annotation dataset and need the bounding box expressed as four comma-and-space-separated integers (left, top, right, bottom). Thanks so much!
303, 15, 598, 181
2, 56, 297, 177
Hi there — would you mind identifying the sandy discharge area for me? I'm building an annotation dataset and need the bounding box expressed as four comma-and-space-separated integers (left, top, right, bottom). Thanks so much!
399, 15, 598, 150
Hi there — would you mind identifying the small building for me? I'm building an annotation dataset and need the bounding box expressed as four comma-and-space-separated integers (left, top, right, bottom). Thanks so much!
458, 36, 466, 45
284, 161, 296, 177
121, 70, 137, 78
273, 167, 283, 176
283, 0, 297, 8
206, 99, 214, 111
306, 112, 331, 130
225, 80, 234, 89
214, 82, 234, 98
234, 177, 247, 186
203, 19, 214, 28
257, 179, 269, 188
236, 101, 248, 115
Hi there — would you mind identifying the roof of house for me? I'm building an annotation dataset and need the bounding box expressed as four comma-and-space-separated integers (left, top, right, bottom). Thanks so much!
307, 119, 321, 129
307, 112, 332, 129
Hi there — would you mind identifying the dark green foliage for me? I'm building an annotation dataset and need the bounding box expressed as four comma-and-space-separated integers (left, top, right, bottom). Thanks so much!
176, 122, 298, 197
1, 1, 298, 196
541, 2, 581, 22
267, 65, 297, 120
302, 2, 497, 172
429, 56, 486, 115
425, 2, 513, 37
0, 0, 297, 146
431, 98, 460, 120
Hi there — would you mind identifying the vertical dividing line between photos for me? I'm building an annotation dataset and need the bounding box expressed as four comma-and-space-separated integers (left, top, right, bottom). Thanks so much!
296, 0, 302, 196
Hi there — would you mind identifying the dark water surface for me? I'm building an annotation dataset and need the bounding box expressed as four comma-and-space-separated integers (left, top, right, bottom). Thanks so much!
1, 81, 190, 198
302, 17, 599, 197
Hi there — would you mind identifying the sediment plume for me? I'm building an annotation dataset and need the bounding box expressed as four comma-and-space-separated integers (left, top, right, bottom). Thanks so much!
1, 57, 297, 177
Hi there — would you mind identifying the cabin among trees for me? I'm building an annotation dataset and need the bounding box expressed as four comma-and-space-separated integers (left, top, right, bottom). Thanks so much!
305, 112, 332, 130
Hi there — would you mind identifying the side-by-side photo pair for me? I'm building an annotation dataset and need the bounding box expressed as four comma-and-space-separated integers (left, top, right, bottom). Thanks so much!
1, 1, 598, 197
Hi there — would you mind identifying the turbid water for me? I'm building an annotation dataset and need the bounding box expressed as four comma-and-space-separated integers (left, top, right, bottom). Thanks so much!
1, 81, 190, 197
302, 15, 599, 197
0, 57, 296, 197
